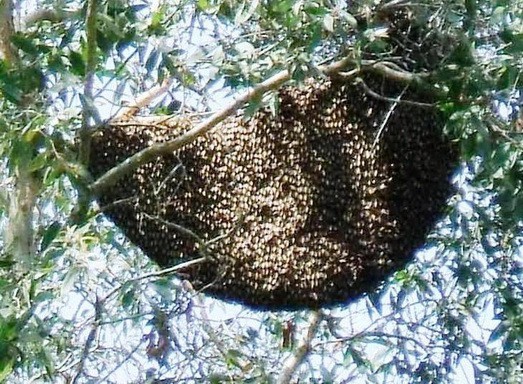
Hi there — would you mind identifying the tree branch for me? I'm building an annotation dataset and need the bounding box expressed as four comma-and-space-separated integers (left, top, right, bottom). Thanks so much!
71, 296, 102, 384
78, 0, 98, 165
277, 311, 323, 384
100, 257, 206, 304
365, 61, 428, 83
68, 257, 206, 382
24, 8, 75, 26
89, 57, 428, 195
0, 0, 18, 64
356, 78, 434, 108
114, 78, 173, 120
72, 0, 98, 224
1, 0, 42, 269
89, 69, 289, 194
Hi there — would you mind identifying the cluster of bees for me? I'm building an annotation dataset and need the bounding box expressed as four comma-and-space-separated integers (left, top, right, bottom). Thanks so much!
89, 74, 458, 310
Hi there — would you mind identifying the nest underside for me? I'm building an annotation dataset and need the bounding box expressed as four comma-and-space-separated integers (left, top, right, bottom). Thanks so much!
89, 74, 458, 310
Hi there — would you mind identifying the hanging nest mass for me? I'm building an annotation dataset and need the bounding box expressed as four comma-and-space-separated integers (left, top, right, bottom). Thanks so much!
89, 73, 459, 310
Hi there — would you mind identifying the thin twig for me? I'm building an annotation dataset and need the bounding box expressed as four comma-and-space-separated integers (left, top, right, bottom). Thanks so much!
142, 212, 206, 249
114, 78, 173, 120
315, 331, 430, 350
95, 338, 145, 384
372, 85, 407, 149
356, 78, 434, 108
108, 115, 187, 130
101, 257, 206, 304
277, 311, 323, 384
186, 284, 252, 372
142, 211, 244, 257
71, 296, 102, 384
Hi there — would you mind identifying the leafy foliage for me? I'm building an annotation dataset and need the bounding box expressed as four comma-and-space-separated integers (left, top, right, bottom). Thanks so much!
0, 0, 521, 383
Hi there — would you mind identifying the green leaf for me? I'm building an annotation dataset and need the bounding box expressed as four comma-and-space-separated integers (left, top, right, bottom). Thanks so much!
28, 152, 48, 172
149, 7, 166, 35
145, 50, 159, 73
196, 0, 210, 11
489, 321, 508, 343
345, 346, 370, 368
500, 30, 523, 54
150, 279, 173, 302
34, 291, 54, 304
0, 317, 19, 342
120, 283, 136, 310
8, 138, 32, 170
11, 33, 39, 55
0, 346, 15, 382
366, 291, 382, 314
47, 53, 66, 73
244, 94, 263, 119
235, 0, 259, 25
225, 349, 243, 368
61, 267, 81, 296
0, 69, 22, 103
0, 259, 16, 269
68, 51, 86, 77
40, 222, 61, 252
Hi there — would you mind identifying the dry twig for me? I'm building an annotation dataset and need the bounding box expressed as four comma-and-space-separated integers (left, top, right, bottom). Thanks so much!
71, 297, 102, 384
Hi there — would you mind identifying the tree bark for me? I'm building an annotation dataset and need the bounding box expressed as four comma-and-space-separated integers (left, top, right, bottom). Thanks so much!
0, 0, 39, 268
0, 0, 18, 64
277, 311, 323, 384
4, 153, 40, 268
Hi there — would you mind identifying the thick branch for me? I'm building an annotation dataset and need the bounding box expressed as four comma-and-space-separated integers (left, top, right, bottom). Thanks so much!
89, 58, 427, 195
277, 311, 323, 384
0, 0, 17, 64
1, 0, 41, 269
4, 167, 40, 266
24, 9, 74, 26
89, 69, 289, 194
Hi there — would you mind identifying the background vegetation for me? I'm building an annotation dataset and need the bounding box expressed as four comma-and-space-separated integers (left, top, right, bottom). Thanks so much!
0, 0, 522, 382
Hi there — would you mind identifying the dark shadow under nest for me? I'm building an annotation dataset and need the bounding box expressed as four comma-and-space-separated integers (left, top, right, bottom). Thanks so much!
89, 73, 459, 310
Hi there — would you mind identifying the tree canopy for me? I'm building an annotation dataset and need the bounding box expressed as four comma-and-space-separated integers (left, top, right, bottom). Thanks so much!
0, 0, 522, 383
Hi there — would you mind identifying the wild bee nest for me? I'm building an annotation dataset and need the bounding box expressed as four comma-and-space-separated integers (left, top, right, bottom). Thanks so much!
89, 74, 458, 310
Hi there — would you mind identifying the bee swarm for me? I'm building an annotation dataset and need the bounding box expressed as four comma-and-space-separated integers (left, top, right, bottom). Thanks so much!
89, 74, 458, 310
